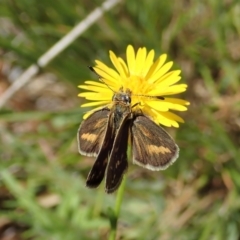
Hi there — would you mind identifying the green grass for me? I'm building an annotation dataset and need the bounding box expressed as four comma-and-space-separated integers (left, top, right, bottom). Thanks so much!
1, 0, 240, 239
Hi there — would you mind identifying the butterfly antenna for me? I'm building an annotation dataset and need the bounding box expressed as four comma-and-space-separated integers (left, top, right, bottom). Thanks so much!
134, 94, 165, 100
88, 66, 115, 93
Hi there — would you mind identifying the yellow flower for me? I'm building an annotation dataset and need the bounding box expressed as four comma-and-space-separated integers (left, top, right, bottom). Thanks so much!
78, 45, 189, 128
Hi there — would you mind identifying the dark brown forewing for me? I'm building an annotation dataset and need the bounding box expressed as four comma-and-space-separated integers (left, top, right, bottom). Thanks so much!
86, 111, 115, 188
105, 115, 130, 193
131, 115, 179, 170
78, 109, 110, 157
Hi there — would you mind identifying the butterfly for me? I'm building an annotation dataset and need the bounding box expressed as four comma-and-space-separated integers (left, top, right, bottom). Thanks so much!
78, 87, 179, 193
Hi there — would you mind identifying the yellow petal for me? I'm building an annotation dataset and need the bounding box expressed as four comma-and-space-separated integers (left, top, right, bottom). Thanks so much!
95, 60, 109, 70
142, 49, 154, 77
95, 60, 121, 81
157, 113, 179, 128
149, 108, 177, 127
109, 51, 127, 78
161, 85, 188, 95
145, 54, 167, 80
81, 101, 109, 107
135, 47, 147, 76
146, 100, 170, 112
78, 85, 110, 93
126, 45, 136, 74
148, 84, 188, 95
161, 111, 184, 123
93, 66, 121, 88
153, 70, 181, 86
146, 100, 188, 112
118, 57, 129, 77
78, 92, 111, 101
164, 98, 190, 106
148, 61, 173, 84
81, 81, 106, 88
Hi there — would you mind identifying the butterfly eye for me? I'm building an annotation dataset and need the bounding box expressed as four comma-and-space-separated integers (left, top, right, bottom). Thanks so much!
124, 96, 132, 103
122, 95, 131, 104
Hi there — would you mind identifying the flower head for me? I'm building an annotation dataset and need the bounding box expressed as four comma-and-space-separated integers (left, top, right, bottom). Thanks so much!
78, 45, 189, 127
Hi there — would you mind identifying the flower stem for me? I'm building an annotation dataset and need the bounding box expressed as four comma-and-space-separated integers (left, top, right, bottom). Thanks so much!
108, 176, 126, 240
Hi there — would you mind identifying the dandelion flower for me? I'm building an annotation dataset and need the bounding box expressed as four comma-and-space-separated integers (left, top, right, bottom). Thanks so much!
78, 45, 189, 128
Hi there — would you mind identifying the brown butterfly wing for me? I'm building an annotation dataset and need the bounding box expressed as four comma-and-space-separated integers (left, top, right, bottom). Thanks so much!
105, 114, 130, 193
86, 111, 115, 188
131, 115, 179, 170
78, 109, 110, 157
78, 108, 115, 188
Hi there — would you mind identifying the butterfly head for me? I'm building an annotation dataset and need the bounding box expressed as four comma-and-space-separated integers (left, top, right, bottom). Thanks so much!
112, 87, 132, 106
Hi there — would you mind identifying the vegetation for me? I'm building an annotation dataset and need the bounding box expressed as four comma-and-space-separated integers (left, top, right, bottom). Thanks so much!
0, 0, 240, 239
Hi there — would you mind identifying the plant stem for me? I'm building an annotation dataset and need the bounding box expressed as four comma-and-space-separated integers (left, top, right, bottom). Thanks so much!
108, 176, 126, 240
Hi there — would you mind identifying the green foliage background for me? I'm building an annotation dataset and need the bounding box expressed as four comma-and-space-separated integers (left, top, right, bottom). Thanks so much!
0, 0, 240, 239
